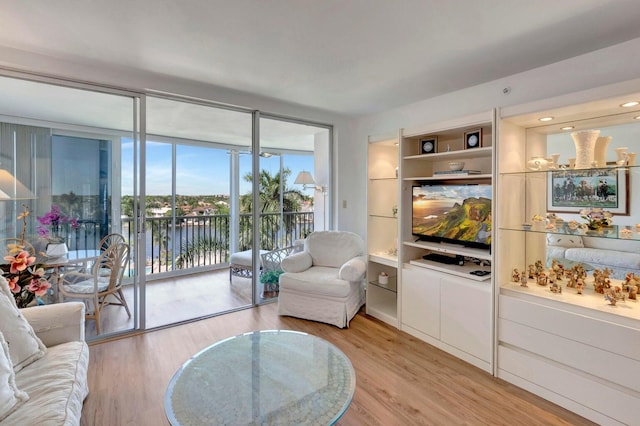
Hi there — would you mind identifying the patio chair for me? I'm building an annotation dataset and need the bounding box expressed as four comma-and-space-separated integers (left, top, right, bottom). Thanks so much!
259, 246, 299, 297
59, 241, 131, 334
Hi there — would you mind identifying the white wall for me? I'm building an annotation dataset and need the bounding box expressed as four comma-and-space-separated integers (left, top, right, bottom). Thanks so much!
351, 37, 640, 236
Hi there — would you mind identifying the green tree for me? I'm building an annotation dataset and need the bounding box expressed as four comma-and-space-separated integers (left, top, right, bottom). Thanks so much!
239, 168, 306, 250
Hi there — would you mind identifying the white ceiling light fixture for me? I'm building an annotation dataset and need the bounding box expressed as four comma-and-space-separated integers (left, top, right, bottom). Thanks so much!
620, 101, 639, 108
561, 126, 575, 130
538, 116, 554, 122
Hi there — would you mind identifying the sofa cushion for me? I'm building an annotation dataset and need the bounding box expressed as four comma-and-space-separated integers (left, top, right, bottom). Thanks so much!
0, 277, 46, 372
6, 340, 89, 425
305, 231, 363, 268
565, 247, 640, 270
280, 267, 352, 298
0, 332, 28, 422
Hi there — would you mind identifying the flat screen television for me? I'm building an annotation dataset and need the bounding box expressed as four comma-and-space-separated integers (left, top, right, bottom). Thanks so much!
412, 184, 492, 250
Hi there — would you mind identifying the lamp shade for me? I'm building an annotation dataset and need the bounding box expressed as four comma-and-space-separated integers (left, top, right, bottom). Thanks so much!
0, 169, 35, 200
294, 171, 315, 185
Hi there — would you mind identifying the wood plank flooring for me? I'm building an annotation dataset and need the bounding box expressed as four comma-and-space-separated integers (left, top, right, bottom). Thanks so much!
81, 305, 595, 426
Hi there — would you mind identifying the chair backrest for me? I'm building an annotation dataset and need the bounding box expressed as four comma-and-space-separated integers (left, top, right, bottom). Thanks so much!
94, 241, 130, 292
305, 231, 364, 268
97, 233, 125, 252
261, 246, 297, 273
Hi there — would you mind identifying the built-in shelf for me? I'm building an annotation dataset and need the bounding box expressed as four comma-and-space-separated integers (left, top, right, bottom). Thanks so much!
368, 214, 398, 220
403, 174, 492, 182
409, 259, 491, 282
404, 146, 492, 161
500, 223, 640, 241
369, 275, 397, 293
369, 252, 398, 267
368, 176, 397, 181
501, 282, 640, 324
499, 164, 638, 176
404, 240, 492, 261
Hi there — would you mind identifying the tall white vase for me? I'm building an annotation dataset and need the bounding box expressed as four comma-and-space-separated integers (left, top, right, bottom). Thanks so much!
571, 130, 600, 169
594, 136, 612, 167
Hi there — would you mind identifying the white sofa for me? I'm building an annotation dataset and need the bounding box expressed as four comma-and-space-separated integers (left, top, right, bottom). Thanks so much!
0, 278, 89, 425
546, 233, 640, 279
278, 231, 366, 328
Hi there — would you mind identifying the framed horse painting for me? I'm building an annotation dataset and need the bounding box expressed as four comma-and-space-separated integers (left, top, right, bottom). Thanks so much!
547, 167, 629, 214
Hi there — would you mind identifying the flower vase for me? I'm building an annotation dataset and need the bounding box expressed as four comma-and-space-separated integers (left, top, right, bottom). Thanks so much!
571, 130, 600, 169
615, 147, 628, 165
594, 136, 612, 167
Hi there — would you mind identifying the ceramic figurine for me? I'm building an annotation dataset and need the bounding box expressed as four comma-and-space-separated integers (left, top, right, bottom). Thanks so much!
535, 260, 544, 276
512, 268, 520, 283
548, 270, 556, 284
576, 281, 584, 294
520, 274, 528, 287
536, 272, 548, 286
528, 264, 535, 279
550, 282, 561, 293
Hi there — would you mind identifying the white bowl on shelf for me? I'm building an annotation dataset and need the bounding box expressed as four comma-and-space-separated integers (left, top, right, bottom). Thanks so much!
448, 161, 465, 171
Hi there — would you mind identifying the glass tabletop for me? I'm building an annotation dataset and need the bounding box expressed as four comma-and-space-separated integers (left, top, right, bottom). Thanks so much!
165, 330, 356, 425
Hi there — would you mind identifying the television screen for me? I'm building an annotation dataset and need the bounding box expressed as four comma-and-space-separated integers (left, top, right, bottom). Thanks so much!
412, 184, 492, 249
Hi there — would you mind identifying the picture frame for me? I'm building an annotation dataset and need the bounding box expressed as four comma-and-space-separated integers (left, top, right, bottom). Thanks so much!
547, 167, 629, 214
420, 137, 437, 154
464, 129, 482, 149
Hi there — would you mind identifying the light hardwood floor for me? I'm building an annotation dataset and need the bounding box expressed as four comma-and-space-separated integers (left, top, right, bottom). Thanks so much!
81, 304, 594, 425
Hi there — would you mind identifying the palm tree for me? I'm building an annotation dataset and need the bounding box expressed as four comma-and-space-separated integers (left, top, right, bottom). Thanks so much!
239, 168, 306, 250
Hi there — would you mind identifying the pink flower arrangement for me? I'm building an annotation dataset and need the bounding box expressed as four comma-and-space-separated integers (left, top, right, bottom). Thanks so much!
36, 204, 79, 239
2, 206, 51, 307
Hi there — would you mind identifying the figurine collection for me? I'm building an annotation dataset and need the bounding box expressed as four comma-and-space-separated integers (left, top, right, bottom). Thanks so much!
511, 259, 639, 306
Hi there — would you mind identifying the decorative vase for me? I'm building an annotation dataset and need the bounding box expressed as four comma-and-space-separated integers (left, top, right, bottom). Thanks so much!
627, 152, 636, 166
549, 153, 560, 169
594, 136, 612, 167
567, 157, 576, 169
571, 130, 600, 169
615, 147, 628, 165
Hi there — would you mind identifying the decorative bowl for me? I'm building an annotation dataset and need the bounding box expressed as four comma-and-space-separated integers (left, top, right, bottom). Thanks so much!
448, 161, 465, 171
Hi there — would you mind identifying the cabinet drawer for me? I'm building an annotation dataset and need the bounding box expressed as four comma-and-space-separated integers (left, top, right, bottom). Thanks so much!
499, 295, 640, 361
499, 318, 640, 392
498, 346, 637, 426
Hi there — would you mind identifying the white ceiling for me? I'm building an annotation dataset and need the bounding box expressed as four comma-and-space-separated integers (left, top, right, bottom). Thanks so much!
1, 0, 640, 116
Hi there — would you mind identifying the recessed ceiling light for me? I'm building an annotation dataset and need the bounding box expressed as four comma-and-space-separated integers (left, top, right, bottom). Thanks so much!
620, 101, 639, 108
561, 126, 574, 131
538, 116, 553, 122
634, 116, 640, 120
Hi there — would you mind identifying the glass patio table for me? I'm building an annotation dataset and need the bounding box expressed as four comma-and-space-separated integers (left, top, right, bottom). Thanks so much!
165, 330, 356, 425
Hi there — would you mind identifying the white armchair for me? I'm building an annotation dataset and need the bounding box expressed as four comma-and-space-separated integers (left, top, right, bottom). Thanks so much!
278, 231, 366, 328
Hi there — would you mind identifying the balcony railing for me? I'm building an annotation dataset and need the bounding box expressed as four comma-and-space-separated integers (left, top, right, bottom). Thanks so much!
121, 212, 313, 275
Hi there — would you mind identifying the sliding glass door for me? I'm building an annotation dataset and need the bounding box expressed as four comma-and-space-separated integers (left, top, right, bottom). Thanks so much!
0, 74, 140, 339
144, 96, 254, 327
257, 116, 331, 301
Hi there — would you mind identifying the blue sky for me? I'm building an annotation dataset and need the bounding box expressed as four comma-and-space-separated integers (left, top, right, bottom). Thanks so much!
121, 139, 315, 197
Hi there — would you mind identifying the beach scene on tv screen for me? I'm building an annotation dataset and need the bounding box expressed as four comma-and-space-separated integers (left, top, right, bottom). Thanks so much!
412, 185, 492, 245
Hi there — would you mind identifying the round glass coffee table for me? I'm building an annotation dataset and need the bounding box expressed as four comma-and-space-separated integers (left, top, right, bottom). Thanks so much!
165, 330, 356, 425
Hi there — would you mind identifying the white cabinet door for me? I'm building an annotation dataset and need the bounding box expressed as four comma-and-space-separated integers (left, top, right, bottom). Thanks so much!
401, 266, 440, 338
440, 277, 491, 362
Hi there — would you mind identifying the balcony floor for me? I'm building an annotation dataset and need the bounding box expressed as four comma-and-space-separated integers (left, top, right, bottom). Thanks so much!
84, 268, 271, 339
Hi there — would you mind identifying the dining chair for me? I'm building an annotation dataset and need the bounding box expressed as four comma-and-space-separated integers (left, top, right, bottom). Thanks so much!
59, 241, 131, 334
97, 233, 125, 253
